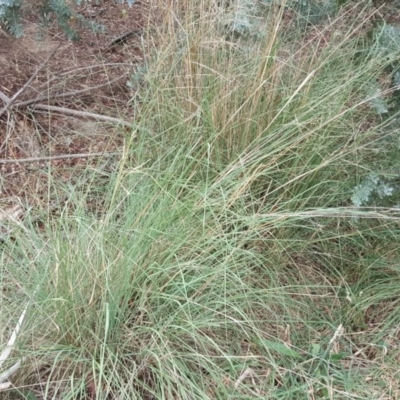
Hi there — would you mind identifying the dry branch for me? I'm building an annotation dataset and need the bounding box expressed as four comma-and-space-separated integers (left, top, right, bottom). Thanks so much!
106, 30, 142, 51
0, 45, 60, 118
0, 49, 135, 132
0, 151, 120, 164
34, 62, 134, 92
0, 91, 10, 105
30, 103, 132, 127
14, 73, 130, 109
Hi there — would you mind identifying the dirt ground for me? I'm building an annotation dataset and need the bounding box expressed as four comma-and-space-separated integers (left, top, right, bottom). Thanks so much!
0, 0, 152, 230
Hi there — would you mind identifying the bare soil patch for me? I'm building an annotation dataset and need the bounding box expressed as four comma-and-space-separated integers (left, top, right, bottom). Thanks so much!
0, 0, 152, 222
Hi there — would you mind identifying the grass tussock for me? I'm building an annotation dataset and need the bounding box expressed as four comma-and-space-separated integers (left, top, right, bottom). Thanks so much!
2, 1, 400, 399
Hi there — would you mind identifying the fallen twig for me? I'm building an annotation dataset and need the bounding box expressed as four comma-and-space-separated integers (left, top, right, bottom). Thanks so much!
234, 367, 254, 389
0, 302, 30, 390
0, 90, 11, 105
0, 151, 120, 164
0, 45, 60, 118
14, 73, 129, 109
106, 30, 142, 51
29, 104, 132, 127
34, 62, 134, 92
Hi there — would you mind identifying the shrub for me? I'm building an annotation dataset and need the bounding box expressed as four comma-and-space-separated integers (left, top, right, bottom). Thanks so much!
0, 0, 134, 39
